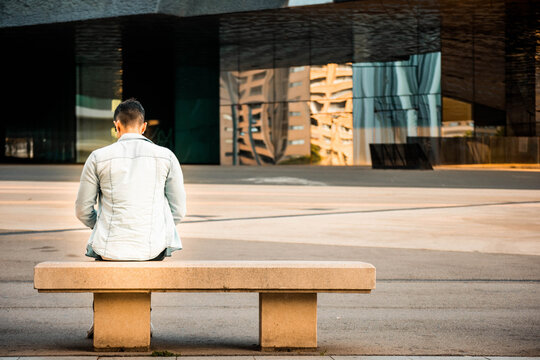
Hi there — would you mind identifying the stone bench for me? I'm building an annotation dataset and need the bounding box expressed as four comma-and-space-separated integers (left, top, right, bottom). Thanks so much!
34, 260, 376, 351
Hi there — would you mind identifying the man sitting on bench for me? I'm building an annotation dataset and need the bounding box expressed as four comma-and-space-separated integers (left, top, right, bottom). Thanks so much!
75, 98, 187, 336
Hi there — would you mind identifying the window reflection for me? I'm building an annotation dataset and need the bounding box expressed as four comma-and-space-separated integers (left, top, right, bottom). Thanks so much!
220, 65, 312, 165
5, 138, 33, 159
442, 97, 473, 137
76, 92, 120, 162
352, 52, 441, 164
309, 63, 354, 165
219, 3, 442, 166
75, 23, 122, 162
220, 52, 441, 165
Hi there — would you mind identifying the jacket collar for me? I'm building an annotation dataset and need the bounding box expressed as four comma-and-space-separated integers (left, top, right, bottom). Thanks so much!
117, 133, 153, 143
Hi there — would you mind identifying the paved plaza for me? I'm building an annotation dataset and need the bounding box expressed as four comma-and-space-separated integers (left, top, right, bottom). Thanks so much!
0, 165, 539, 357
0, 357, 538, 360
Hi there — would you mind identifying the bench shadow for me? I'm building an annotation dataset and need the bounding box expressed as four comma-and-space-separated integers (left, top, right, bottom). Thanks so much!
150, 338, 321, 356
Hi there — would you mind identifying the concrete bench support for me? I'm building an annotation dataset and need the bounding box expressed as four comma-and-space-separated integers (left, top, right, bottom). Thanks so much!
94, 292, 151, 351
34, 260, 375, 351
259, 292, 317, 350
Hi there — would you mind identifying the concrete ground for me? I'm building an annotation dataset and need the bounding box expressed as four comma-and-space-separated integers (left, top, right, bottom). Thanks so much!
0, 165, 539, 357
0, 357, 538, 360
1, 164, 540, 189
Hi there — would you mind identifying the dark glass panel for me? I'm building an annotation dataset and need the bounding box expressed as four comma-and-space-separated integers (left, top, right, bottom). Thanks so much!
75, 21, 123, 162
122, 19, 175, 151
219, 45, 240, 106
310, 47, 353, 68
238, 43, 274, 72
175, 60, 220, 165
1, 24, 76, 163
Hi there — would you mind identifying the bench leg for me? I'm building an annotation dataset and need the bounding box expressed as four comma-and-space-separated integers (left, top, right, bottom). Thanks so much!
93, 292, 151, 351
259, 292, 317, 350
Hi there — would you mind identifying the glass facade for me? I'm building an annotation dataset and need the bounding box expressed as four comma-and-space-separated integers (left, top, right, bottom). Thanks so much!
0, 0, 538, 165
219, 3, 441, 165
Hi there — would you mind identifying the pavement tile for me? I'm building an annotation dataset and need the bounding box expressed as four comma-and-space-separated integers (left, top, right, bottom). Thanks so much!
18, 357, 98, 360
332, 357, 412, 360
332, 357, 490, 360
486, 358, 540, 360
103, 357, 177, 360
254, 357, 333, 360
180, 357, 255, 360
103, 358, 164, 360
412, 358, 489, 360
404, 357, 489, 360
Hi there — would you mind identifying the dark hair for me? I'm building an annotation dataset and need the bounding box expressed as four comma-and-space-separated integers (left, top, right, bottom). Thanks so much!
113, 98, 145, 127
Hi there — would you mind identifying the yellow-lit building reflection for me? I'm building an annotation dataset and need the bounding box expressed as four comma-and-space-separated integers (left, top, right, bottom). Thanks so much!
309, 63, 353, 165
220, 67, 311, 165
220, 63, 354, 165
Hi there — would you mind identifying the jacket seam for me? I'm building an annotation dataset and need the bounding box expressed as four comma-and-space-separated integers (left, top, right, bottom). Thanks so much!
167, 153, 173, 178
95, 155, 170, 163
147, 158, 158, 259
118, 137, 153, 143
103, 162, 115, 257
117, 134, 154, 144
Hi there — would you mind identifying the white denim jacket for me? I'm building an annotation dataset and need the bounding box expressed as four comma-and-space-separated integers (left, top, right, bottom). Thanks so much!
75, 133, 186, 260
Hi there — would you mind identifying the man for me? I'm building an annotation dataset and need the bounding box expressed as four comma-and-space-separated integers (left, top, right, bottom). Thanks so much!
75, 98, 186, 261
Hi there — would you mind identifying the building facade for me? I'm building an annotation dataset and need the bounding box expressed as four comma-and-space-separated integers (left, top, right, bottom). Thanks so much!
1, 0, 538, 165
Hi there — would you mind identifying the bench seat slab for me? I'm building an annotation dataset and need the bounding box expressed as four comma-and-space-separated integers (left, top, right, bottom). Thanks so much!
94, 292, 150, 351
34, 261, 376, 292
259, 292, 317, 350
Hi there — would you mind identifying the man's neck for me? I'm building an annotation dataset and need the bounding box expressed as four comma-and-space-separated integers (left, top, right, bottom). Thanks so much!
118, 130, 142, 137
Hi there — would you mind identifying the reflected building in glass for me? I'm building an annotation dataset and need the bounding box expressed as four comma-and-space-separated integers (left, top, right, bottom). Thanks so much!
1, 0, 538, 165
221, 66, 312, 165
310, 64, 354, 166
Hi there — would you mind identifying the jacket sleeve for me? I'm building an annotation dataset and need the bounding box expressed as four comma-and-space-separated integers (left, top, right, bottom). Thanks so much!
75, 153, 99, 229
165, 152, 187, 224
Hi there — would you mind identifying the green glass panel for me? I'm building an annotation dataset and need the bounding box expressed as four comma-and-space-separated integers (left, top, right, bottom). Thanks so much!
174, 65, 220, 164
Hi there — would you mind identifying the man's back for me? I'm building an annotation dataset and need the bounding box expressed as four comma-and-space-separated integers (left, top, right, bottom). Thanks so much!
76, 133, 186, 261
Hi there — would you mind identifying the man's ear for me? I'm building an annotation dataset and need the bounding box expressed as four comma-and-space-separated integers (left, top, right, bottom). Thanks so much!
114, 121, 122, 138
141, 122, 148, 135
